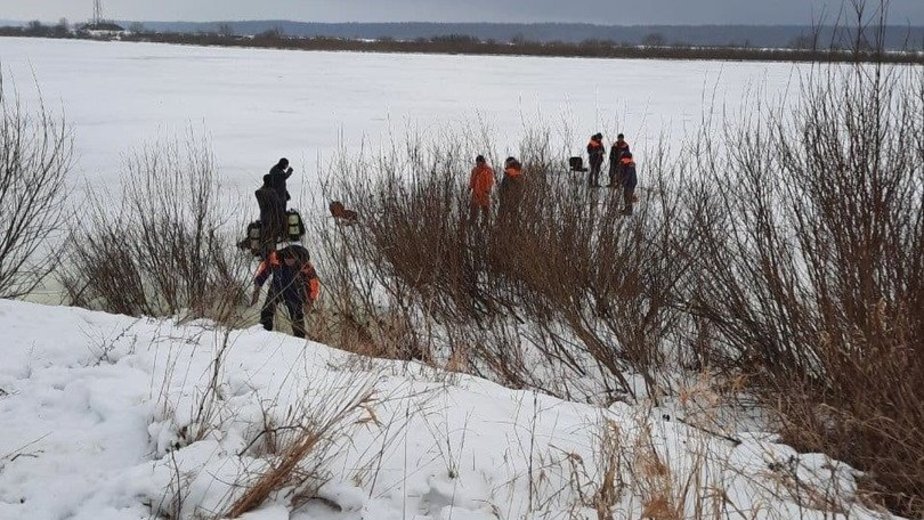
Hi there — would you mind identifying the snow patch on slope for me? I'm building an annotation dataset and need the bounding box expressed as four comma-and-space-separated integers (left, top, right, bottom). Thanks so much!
0, 300, 883, 519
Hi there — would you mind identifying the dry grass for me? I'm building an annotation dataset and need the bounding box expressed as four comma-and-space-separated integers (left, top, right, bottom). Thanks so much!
223, 385, 377, 517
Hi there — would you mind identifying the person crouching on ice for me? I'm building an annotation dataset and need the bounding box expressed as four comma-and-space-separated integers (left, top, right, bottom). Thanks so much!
251, 245, 320, 339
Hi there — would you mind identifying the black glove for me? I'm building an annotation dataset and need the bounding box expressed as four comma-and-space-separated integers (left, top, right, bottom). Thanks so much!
286, 167, 294, 175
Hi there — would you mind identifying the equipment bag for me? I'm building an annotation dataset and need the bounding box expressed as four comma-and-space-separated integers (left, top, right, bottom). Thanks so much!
569, 157, 587, 172
286, 210, 306, 241
242, 220, 263, 257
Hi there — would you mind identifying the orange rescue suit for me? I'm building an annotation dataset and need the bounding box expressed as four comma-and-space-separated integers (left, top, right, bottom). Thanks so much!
469, 164, 496, 208
504, 165, 523, 178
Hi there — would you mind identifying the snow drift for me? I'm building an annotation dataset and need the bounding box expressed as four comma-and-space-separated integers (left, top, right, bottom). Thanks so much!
0, 299, 888, 519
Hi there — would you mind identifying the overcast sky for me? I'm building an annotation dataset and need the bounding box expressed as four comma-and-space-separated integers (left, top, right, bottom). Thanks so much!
2, 0, 922, 25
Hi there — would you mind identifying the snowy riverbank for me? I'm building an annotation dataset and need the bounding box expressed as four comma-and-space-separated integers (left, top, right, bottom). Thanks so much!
0, 299, 886, 519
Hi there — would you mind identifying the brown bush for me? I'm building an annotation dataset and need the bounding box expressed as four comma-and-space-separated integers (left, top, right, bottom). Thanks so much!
687, 62, 924, 516
497, 143, 703, 401
60, 133, 250, 324
311, 59, 923, 516
310, 128, 702, 403
0, 71, 73, 298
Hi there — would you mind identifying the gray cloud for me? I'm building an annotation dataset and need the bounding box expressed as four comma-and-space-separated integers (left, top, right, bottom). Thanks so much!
2, 0, 921, 25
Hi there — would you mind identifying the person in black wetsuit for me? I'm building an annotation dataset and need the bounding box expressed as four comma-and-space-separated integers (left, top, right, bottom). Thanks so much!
267, 157, 294, 203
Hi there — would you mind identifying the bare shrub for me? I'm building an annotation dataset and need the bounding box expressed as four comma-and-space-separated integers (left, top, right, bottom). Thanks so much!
497, 143, 704, 401
0, 71, 73, 298
309, 129, 498, 363
60, 133, 249, 324
688, 59, 924, 516
309, 126, 702, 404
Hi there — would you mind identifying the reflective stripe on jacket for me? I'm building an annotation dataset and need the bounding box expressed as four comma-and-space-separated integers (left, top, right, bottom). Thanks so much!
587, 139, 605, 165
255, 252, 321, 303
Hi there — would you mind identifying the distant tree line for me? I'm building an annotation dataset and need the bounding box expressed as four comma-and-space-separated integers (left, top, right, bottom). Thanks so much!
105, 20, 924, 50
0, 18, 125, 38
1, 19, 73, 38
1, 21, 921, 65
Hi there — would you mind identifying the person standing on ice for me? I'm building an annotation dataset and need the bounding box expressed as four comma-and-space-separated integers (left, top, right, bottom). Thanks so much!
620, 152, 638, 216
251, 245, 320, 339
498, 156, 525, 225
608, 134, 631, 187
469, 155, 495, 224
267, 157, 294, 203
587, 133, 605, 188
255, 174, 286, 254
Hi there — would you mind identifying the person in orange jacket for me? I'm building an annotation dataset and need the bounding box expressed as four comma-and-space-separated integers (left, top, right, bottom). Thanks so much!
587, 133, 605, 188
620, 152, 638, 216
250, 244, 320, 339
608, 134, 631, 187
469, 155, 495, 224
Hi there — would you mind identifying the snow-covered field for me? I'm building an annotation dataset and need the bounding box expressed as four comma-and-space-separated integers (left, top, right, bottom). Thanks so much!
1, 37, 802, 198
3, 37, 813, 305
1, 39, 891, 519
0, 300, 882, 519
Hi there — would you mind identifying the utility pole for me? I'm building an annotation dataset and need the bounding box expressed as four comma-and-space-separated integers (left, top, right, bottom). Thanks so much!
92, 0, 103, 25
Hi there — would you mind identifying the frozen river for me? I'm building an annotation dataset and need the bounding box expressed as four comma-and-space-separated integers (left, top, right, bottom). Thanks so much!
2, 37, 805, 199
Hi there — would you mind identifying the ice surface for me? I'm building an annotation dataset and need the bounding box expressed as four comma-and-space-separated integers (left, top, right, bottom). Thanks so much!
1, 37, 805, 201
